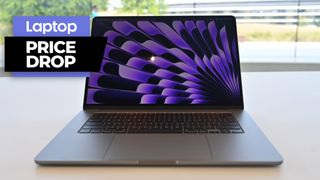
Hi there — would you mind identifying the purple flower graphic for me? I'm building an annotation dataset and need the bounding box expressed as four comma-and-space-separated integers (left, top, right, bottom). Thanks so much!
87, 19, 241, 105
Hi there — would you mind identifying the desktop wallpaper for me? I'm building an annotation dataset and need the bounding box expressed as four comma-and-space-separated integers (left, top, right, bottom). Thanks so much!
86, 18, 242, 105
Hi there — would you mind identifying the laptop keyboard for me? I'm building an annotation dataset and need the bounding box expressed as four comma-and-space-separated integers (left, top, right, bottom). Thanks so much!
78, 112, 244, 134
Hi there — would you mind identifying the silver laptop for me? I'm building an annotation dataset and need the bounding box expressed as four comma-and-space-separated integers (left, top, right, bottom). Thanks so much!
35, 16, 283, 166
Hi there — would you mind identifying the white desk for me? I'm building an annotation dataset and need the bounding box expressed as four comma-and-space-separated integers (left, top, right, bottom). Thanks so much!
1, 72, 320, 180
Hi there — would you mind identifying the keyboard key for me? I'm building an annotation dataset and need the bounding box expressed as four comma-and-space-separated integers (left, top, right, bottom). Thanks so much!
208, 129, 220, 133
78, 128, 90, 133
90, 129, 103, 133
231, 129, 244, 133
127, 129, 183, 133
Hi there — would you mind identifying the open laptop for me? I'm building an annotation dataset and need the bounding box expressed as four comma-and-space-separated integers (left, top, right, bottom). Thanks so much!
35, 16, 283, 165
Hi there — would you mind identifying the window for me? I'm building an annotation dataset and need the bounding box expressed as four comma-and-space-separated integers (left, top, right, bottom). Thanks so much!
162, 0, 320, 63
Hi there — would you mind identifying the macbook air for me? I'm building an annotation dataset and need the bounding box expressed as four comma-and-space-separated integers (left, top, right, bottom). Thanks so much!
35, 16, 283, 165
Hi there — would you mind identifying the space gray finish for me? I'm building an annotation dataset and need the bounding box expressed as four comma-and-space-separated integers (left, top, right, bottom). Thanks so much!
35, 110, 283, 166
206, 111, 283, 165
35, 111, 114, 164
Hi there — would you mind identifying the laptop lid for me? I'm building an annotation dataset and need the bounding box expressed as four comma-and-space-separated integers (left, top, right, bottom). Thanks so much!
83, 16, 243, 109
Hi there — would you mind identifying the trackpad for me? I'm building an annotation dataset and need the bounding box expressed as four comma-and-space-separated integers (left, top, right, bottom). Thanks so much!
105, 134, 212, 160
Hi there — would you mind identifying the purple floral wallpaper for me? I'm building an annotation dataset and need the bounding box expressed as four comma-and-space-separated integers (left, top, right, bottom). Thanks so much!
87, 19, 242, 105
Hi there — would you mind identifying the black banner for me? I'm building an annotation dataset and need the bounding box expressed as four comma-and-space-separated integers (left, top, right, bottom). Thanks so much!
5, 37, 106, 72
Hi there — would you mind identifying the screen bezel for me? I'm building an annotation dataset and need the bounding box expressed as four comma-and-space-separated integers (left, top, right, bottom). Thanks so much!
83, 16, 244, 110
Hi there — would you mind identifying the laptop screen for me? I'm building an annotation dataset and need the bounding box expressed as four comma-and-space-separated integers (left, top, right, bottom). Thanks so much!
86, 16, 243, 106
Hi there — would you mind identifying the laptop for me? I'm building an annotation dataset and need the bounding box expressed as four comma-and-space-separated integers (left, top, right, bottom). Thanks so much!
35, 16, 283, 165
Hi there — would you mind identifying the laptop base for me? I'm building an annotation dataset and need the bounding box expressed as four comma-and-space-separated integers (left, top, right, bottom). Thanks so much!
35, 110, 283, 166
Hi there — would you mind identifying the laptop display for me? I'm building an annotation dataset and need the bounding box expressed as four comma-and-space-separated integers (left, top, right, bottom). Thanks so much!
86, 17, 242, 106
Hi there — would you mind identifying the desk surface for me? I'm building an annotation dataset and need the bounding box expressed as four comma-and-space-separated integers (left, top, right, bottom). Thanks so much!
1, 72, 320, 180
